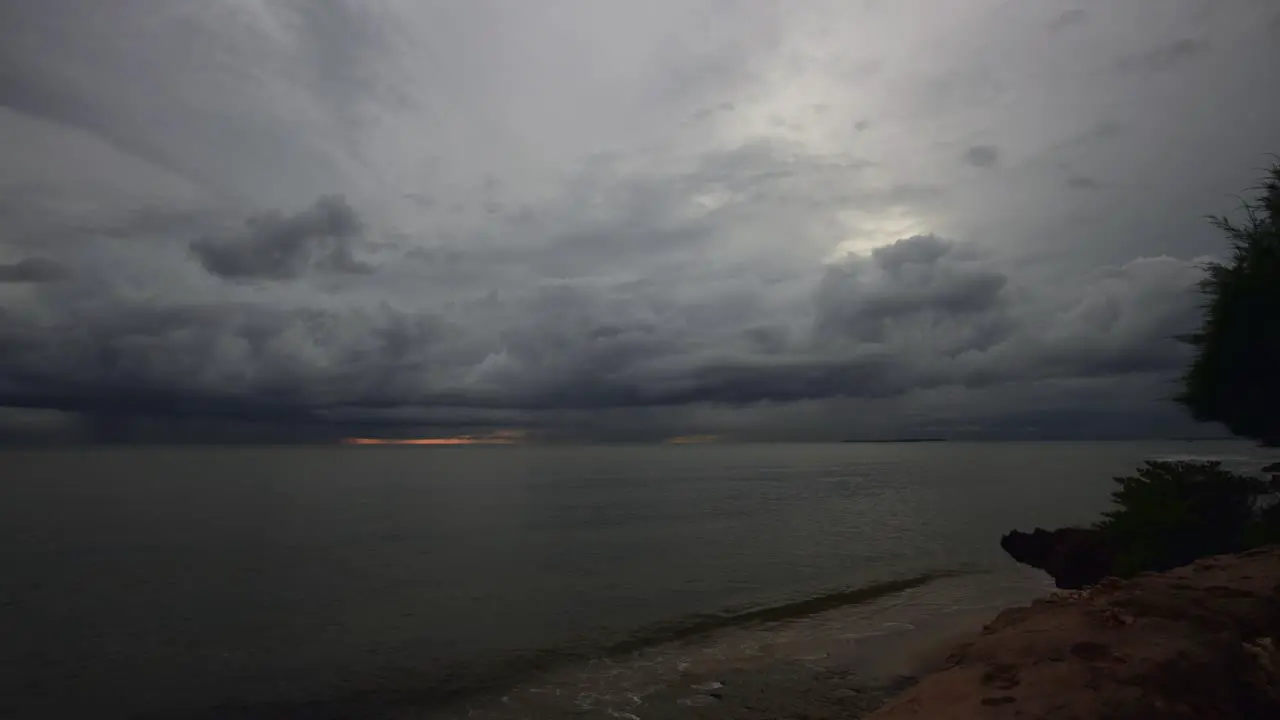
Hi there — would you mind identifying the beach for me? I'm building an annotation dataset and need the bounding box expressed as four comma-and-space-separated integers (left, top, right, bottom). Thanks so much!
413, 573, 1049, 720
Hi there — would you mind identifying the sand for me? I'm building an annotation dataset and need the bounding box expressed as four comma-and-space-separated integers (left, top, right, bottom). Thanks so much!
412, 578, 1037, 720
419, 548, 1280, 719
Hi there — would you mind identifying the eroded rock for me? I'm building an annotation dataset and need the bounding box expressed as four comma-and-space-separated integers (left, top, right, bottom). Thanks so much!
999, 527, 1116, 589
869, 547, 1280, 719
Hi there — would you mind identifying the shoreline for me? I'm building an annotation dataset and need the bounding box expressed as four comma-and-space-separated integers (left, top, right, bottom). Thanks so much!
417, 549, 1280, 720
135, 571, 1047, 720
414, 574, 1047, 720
418, 610, 1006, 720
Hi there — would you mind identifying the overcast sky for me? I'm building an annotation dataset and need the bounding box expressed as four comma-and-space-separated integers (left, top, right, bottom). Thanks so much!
2, 0, 1279, 443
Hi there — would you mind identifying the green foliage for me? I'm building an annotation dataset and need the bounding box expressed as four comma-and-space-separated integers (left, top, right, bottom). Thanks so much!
1096, 460, 1280, 576
1177, 162, 1280, 445
1089, 161, 1280, 579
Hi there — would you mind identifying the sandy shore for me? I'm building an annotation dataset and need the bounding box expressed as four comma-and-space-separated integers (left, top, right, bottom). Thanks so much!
412, 573, 1048, 720
420, 548, 1280, 719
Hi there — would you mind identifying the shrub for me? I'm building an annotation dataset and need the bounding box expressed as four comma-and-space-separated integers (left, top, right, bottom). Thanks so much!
1095, 460, 1279, 576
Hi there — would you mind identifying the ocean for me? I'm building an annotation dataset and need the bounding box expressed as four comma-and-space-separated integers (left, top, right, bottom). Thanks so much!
1, 441, 1275, 718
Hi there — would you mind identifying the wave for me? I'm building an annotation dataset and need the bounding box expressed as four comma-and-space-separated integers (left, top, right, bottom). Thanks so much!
604, 571, 955, 655
1145, 453, 1280, 473
151, 572, 957, 719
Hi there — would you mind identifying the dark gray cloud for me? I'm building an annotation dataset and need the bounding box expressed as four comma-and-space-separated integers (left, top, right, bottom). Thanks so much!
870, 234, 955, 269
963, 145, 1000, 168
1068, 121, 1125, 147
817, 235, 1009, 348
0, 257, 67, 283
2, 0, 1278, 442
189, 196, 372, 280
0, 226, 1201, 440
1117, 38, 1204, 73
813, 239, 1202, 401
0, 299, 452, 418
1049, 9, 1088, 32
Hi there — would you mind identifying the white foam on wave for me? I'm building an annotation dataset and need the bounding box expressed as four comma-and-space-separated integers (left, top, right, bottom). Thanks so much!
836, 621, 917, 641
1146, 454, 1280, 473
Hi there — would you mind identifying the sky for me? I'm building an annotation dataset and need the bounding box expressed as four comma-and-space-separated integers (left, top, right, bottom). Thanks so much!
1, 0, 1279, 443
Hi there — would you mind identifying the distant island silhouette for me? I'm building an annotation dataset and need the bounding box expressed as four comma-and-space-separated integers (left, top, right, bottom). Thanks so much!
840, 438, 948, 443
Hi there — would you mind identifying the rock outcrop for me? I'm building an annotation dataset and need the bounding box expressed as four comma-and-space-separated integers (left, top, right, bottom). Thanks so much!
999, 527, 1115, 589
868, 547, 1280, 719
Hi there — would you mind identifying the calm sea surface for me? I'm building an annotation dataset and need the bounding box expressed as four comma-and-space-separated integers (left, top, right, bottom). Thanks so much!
1, 441, 1275, 718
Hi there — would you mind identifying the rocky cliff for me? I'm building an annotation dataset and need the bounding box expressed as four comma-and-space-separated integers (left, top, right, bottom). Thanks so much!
999, 527, 1115, 589
868, 547, 1280, 719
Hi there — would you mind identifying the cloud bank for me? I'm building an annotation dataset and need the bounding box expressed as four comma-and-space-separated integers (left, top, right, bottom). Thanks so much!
1, 0, 1278, 442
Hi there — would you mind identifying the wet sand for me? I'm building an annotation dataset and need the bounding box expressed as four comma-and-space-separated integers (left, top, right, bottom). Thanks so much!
412, 573, 1051, 720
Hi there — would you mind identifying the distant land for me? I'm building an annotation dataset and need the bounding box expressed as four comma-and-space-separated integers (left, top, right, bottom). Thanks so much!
841, 438, 948, 443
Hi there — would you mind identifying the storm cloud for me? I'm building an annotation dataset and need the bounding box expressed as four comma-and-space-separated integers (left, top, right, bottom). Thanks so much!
963, 145, 1000, 168
1, 0, 1278, 442
190, 195, 371, 280
0, 257, 67, 283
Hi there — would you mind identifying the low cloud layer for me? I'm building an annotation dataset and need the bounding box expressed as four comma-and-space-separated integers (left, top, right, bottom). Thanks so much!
1, 0, 1278, 442
190, 195, 371, 280
0, 207, 1207, 441
0, 257, 67, 283
963, 146, 1000, 169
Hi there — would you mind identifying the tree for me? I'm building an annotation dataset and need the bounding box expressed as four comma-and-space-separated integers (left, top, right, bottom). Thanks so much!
1177, 162, 1280, 445
1001, 163, 1280, 587
1096, 460, 1275, 576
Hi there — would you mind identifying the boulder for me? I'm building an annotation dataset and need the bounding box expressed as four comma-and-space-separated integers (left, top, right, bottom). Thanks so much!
999, 527, 1115, 589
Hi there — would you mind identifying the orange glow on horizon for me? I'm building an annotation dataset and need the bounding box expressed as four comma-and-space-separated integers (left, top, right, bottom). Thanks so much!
664, 434, 723, 444
342, 429, 526, 446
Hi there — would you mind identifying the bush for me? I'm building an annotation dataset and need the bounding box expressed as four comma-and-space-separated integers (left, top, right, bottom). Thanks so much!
1095, 460, 1280, 576
1177, 162, 1280, 446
